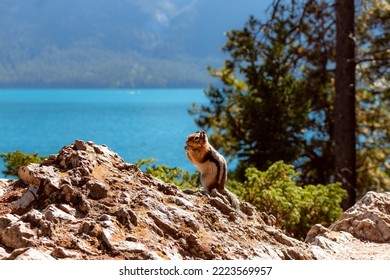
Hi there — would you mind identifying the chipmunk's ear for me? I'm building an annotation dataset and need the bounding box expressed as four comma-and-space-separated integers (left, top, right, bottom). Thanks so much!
200, 130, 206, 137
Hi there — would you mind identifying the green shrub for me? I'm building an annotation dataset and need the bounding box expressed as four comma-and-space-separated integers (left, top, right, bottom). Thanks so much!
136, 158, 199, 190
229, 161, 347, 239
0, 150, 45, 177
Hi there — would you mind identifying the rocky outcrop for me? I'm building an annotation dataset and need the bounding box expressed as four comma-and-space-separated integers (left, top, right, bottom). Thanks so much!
330, 192, 390, 243
0, 140, 315, 260
305, 191, 390, 260
0, 140, 389, 260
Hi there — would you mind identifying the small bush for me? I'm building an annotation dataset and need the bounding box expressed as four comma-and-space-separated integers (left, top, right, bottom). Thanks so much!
136, 158, 199, 190
229, 161, 347, 239
0, 150, 45, 177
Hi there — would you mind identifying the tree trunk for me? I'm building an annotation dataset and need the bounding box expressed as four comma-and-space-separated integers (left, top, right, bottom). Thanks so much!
334, 0, 356, 209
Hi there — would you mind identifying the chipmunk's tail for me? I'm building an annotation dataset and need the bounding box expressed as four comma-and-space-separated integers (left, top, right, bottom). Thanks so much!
211, 188, 240, 211
224, 189, 240, 210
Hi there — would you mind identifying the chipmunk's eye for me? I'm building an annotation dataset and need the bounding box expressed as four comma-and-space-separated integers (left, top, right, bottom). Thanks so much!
194, 136, 199, 141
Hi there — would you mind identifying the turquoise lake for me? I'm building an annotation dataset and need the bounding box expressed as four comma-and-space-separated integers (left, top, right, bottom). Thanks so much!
0, 89, 208, 175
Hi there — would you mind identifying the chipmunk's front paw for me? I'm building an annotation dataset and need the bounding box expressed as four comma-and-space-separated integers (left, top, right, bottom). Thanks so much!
184, 145, 191, 151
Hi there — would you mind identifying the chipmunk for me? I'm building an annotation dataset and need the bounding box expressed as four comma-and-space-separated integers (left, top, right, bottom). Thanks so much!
184, 130, 240, 210
184, 130, 227, 193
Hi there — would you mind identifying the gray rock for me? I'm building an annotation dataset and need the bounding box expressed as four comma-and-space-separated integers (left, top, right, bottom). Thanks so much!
0, 213, 20, 232
78, 220, 102, 237
0, 246, 8, 259
40, 237, 56, 248
0, 178, 9, 187
100, 218, 125, 250
21, 208, 45, 222
74, 139, 87, 151
110, 241, 147, 254
7, 248, 55, 260
1, 221, 36, 249
209, 197, 234, 215
86, 180, 108, 200
114, 207, 138, 228
330, 191, 390, 243
61, 183, 91, 213
12, 185, 39, 215
18, 164, 41, 186
311, 235, 346, 254
310, 245, 335, 260
99, 214, 147, 254
148, 211, 179, 237
0, 179, 11, 196
73, 237, 98, 256
43, 204, 76, 223
21, 209, 53, 237
51, 246, 83, 259
18, 164, 59, 188
57, 204, 77, 216
168, 196, 194, 208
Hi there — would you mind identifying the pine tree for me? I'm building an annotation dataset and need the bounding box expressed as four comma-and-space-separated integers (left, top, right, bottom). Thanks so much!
191, 0, 389, 202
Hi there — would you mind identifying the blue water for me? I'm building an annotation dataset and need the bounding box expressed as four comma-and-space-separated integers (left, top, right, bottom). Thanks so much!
0, 89, 207, 176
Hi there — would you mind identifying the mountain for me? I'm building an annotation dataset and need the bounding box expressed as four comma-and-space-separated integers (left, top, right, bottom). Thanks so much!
0, 0, 271, 88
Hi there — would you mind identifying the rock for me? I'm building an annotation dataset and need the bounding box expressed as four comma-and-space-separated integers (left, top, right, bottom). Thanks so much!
329, 191, 390, 243
40, 237, 56, 247
21, 209, 53, 237
6, 247, 55, 260
148, 211, 179, 237
305, 193, 390, 260
61, 183, 91, 213
18, 164, 59, 189
0, 246, 8, 259
51, 246, 83, 259
1, 140, 389, 260
110, 240, 147, 254
0, 179, 11, 196
11, 185, 39, 215
0, 213, 19, 232
309, 245, 334, 260
99, 215, 147, 254
73, 237, 98, 256
114, 207, 138, 228
86, 180, 108, 200
74, 139, 87, 151
43, 204, 76, 223
168, 196, 194, 208
57, 204, 77, 216
17, 164, 41, 186
305, 223, 329, 243
1, 221, 36, 249
209, 197, 234, 215
0, 179, 8, 188
78, 220, 102, 237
